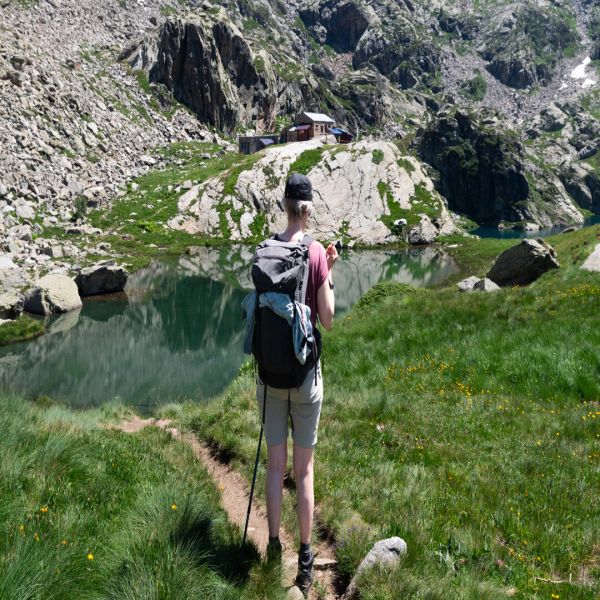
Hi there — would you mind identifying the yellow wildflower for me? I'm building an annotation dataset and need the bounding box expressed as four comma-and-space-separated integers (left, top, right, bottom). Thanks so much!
171, 503, 177, 511
87, 553, 94, 561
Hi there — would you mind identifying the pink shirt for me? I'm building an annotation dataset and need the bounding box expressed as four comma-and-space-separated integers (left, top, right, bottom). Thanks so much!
306, 241, 329, 328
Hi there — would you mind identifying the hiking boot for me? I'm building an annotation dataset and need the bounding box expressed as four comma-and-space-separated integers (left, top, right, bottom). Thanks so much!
294, 550, 314, 598
266, 537, 283, 562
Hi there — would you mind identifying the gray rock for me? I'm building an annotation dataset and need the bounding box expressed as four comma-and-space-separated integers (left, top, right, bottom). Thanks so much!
474, 277, 500, 292
345, 537, 407, 599
487, 238, 559, 286
24, 274, 82, 315
14, 199, 35, 220
0, 290, 25, 319
581, 244, 600, 273
457, 276, 480, 292
407, 215, 438, 245
285, 586, 304, 600
75, 263, 129, 296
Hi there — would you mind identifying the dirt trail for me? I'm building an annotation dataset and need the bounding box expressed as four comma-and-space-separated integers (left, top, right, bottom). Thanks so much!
118, 416, 340, 600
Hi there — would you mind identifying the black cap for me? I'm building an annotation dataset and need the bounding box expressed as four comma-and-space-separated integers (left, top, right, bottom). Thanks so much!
284, 173, 313, 201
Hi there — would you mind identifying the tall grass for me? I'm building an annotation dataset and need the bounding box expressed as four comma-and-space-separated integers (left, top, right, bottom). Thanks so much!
0, 398, 284, 599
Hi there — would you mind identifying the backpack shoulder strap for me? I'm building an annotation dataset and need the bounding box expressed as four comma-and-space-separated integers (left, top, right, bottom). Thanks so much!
298, 235, 312, 306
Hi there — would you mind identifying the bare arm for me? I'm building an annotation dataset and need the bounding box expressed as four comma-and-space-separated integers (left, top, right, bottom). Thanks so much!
317, 243, 338, 330
317, 275, 335, 330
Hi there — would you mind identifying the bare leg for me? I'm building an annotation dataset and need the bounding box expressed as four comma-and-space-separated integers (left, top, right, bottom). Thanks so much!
266, 442, 287, 538
293, 443, 314, 544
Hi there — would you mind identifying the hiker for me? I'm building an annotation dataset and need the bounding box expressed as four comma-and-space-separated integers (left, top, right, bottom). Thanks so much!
244, 173, 337, 596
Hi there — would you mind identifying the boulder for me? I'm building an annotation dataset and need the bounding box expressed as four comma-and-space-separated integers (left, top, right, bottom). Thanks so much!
407, 215, 438, 245
24, 274, 82, 315
581, 244, 600, 273
0, 289, 24, 319
344, 537, 407, 599
75, 262, 129, 296
457, 276, 481, 292
487, 239, 559, 286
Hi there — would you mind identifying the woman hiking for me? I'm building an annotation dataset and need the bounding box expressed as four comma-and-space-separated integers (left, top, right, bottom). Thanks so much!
252, 172, 337, 596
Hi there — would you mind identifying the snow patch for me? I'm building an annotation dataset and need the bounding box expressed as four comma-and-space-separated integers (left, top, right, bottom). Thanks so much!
571, 57, 591, 79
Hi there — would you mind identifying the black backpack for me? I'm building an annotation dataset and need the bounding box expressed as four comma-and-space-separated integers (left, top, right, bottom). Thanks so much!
251, 234, 321, 389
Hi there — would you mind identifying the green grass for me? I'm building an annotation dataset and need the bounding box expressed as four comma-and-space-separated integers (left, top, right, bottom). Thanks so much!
0, 397, 285, 600
172, 226, 600, 599
372, 149, 384, 165
0, 315, 45, 345
379, 182, 442, 230
461, 72, 487, 101
80, 143, 262, 271
288, 148, 326, 176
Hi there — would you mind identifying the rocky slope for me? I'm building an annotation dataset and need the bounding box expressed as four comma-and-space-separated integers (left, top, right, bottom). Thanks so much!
167, 138, 457, 244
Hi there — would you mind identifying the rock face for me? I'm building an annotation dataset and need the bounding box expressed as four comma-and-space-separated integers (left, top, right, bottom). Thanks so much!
75, 262, 129, 296
168, 139, 457, 244
581, 244, 600, 272
299, 0, 371, 53
24, 274, 82, 315
480, 5, 579, 89
0, 290, 24, 319
487, 239, 560, 287
143, 19, 274, 131
418, 109, 583, 227
344, 537, 407, 599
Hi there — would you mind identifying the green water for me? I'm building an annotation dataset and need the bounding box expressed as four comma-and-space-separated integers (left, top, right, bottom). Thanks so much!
0, 246, 458, 410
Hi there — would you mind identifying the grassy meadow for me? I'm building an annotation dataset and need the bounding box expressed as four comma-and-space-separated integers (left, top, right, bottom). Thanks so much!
164, 226, 600, 599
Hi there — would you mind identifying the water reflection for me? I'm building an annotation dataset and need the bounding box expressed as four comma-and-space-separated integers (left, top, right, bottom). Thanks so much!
0, 246, 458, 410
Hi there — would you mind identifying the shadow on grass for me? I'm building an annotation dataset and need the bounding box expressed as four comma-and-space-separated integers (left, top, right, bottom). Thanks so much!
171, 510, 260, 585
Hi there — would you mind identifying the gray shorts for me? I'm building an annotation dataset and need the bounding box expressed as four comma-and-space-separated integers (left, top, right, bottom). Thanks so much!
256, 363, 323, 449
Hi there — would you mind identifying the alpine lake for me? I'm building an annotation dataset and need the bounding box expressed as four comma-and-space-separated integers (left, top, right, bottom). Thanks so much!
0, 245, 459, 410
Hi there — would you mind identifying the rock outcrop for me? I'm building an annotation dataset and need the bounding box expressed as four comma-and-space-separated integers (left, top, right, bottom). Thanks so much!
168, 139, 457, 244
129, 19, 275, 131
24, 274, 82, 315
418, 109, 584, 227
487, 239, 560, 286
75, 262, 129, 296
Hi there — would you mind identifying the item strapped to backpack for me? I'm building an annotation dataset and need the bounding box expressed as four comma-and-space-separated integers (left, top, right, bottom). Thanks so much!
250, 234, 321, 389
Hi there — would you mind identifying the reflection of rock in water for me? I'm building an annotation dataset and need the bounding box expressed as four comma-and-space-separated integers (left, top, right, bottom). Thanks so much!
82, 294, 129, 323
47, 307, 82, 335
182, 246, 254, 289
333, 247, 458, 313
0, 270, 247, 410
176, 246, 458, 307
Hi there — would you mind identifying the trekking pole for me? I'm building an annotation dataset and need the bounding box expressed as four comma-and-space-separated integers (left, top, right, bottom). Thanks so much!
243, 386, 267, 545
